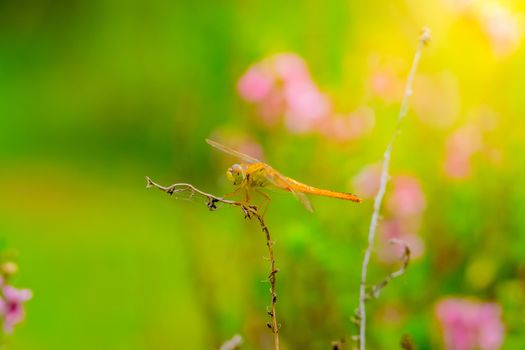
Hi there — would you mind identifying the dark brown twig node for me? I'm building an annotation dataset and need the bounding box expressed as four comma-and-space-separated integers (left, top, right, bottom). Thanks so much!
331, 338, 346, 350
145, 177, 281, 350
400, 333, 417, 350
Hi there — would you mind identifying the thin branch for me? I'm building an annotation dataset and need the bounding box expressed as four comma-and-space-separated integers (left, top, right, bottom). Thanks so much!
219, 334, 243, 350
352, 239, 411, 343
145, 177, 281, 350
366, 239, 410, 300
357, 28, 430, 350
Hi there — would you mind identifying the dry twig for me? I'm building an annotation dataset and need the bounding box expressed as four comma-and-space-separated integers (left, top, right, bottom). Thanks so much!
352, 239, 411, 345
219, 334, 243, 350
360, 239, 411, 303
356, 28, 430, 350
145, 177, 280, 350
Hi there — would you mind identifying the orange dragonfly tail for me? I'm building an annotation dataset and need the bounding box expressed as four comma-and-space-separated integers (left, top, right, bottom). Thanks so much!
284, 177, 362, 203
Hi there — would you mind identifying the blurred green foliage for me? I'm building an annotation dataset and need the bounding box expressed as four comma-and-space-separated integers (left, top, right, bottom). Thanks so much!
1, 0, 525, 349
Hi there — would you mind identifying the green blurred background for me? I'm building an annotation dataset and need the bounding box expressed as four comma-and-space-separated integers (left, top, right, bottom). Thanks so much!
1, 0, 525, 349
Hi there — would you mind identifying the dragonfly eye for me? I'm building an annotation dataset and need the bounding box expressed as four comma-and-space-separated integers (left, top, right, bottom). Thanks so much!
226, 164, 245, 185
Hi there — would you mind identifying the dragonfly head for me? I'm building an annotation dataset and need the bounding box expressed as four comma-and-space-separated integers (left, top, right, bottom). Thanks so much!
226, 164, 246, 186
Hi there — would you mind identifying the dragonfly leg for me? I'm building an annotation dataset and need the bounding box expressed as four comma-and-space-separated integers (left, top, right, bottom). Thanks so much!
223, 186, 242, 198
255, 189, 271, 216
244, 188, 251, 204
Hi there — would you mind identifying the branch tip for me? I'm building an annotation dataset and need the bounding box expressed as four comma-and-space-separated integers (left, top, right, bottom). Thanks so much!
420, 27, 431, 45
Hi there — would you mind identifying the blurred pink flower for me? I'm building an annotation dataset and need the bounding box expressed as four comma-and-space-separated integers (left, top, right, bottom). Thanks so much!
412, 73, 460, 129
443, 125, 483, 179
320, 116, 351, 141
273, 53, 310, 83
351, 163, 382, 199
436, 298, 504, 350
449, 125, 483, 155
367, 56, 404, 103
321, 107, 375, 141
239, 52, 379, 138
237, 140, 265, 162
0, 285, 32, 333
444, 152, 471, 179
370, 72, 401, 101
237, 53, 335, 134
442, 0, 475, 13
479, 3, 522, 57
377, 220, 425, 263
284, 80, 332, 133
387, 176, 426, 217
257, 89, 285, 126
207, 133, 265, 162
237, 65, 275, 103
347, 107, 375, 138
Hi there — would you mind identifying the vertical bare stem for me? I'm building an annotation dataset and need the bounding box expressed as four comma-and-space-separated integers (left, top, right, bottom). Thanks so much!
357, 28, 430, 350
252, 212, 280, 350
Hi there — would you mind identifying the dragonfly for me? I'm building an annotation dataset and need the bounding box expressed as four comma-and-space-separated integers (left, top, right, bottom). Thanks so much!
206, 139, 361, 213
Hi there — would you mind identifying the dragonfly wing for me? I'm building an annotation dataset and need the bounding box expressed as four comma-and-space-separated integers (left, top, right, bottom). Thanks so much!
263, 169, 314, 212
291, 190, 313, 212
206, 139, 260, 164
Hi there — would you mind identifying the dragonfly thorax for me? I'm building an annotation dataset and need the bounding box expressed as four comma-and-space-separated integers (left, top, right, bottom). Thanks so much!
226, 163, 246, 186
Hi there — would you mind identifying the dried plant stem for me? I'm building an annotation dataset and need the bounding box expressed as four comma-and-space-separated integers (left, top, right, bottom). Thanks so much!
352, 238, 410, 342
260, 215, 280, 350
145, 177, 280, 350
357, 28, 430, 350
365, 239, 411, 300
219, 334, 243, 350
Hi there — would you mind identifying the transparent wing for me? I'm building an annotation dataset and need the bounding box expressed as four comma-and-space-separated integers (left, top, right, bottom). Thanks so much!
206, 139, 261, 164
291, 191, 314, 212
263, 168, 314, 212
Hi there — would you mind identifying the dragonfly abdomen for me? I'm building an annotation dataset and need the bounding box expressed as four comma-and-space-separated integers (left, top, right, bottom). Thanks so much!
284, 177, 362, 203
